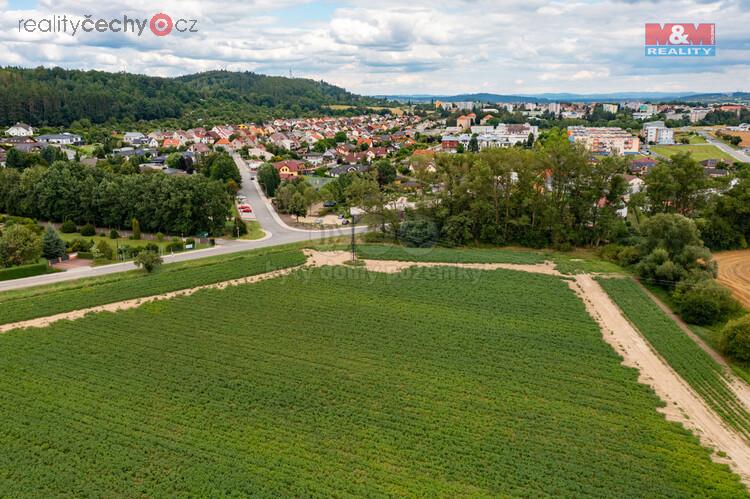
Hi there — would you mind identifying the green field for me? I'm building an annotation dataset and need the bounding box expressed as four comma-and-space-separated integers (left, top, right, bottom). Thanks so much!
355, 244, 547, 264
597, 277, 750, 439
675, 133, 707, 145
0, 247, 305, 325
0, 266, 746, 496
650, 144, 735, 162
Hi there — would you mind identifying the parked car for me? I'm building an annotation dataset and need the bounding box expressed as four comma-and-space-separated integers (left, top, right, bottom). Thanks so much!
342, 219, 350, 225
323, 201, 337, 208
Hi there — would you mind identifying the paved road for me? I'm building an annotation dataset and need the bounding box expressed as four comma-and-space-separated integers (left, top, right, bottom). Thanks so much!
0, 156, 366, 293
698, 131, 750, 163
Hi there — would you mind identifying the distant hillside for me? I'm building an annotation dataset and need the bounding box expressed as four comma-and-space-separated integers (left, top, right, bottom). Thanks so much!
380, 91, 748, 104
0, 67, 386, 127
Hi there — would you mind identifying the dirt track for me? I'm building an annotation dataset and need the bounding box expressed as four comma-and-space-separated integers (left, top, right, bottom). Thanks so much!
716, 250, 750, 311
572, 275, 750, 485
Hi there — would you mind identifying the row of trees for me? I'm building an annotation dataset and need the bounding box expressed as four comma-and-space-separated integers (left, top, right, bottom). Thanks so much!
0, 161, 231, 235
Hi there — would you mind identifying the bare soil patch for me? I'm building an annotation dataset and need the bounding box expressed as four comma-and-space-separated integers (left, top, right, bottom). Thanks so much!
716, 250, 750, 311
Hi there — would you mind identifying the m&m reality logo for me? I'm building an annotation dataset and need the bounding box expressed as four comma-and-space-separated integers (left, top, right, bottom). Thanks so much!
645, 23, 716, 56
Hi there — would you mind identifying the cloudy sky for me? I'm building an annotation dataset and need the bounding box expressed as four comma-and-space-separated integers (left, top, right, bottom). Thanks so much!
1, 0, 748, 95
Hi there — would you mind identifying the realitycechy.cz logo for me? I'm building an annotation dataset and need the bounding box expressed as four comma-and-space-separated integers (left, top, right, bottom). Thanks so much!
17, 13, 198, 37
645, 23, 716, 56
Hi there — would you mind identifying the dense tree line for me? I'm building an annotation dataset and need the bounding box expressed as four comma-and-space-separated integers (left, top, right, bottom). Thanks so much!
0, 67, 387, 127
0, 162, 231, 235
414, 133, 631, 248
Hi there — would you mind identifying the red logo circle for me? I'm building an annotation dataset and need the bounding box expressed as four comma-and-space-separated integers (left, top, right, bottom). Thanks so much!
150, 13, 173, 36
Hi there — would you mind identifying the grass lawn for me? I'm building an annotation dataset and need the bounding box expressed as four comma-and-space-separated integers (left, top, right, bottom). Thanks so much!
650, 144, 735, 162
0, 265, 745, 496
675, 133, 707, 144
240, 220, 265, 240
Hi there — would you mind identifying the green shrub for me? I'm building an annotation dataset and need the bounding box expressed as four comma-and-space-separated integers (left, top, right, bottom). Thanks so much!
131, 218, 141, 240
0, 261, 50, 281
721, 316, 750, 362
60, 220, 77, 233
68, 238, 94, 253
77, 251, 94, 260
397, 217, 438, 248
600, 244, 641, 266
673, 278, 741, 325
109, 229, 120, 239
94, 240, 114, 261
134, 251, 162, 273
80, 223, 96, 236
166, 237, 184, 252
145, 243, 159, 253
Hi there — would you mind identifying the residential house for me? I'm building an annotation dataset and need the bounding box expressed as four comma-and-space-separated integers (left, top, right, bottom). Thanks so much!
630, 156, 657, 175
623, 174, 644, 194
5, 123, 34, 137
457, 115, 474, 131
329, 164, 370, 177
162, 138, 182, 149
211, 126, 235, 140
123, 132, 146, 145
273, 159, 307, 179
188, 143, 210, 156
37, 133, 83, 145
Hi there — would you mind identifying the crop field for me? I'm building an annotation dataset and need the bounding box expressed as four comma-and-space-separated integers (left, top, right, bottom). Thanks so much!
597, 277, 750, 439
0, 248, 306, 326
355, 244, 547, 264
0, 266, 745, 496
355, 244, 622, 274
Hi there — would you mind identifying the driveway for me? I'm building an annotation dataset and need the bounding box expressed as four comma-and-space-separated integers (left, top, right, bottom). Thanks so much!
0, 156, 367, 293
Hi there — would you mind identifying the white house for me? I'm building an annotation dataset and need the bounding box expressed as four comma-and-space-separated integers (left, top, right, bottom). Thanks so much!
123, 132, 146, 145
5, 123, 34, 137
37, 133, 82, 145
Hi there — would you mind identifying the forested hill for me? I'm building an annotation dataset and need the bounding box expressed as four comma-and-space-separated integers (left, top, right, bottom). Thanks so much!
0, 67, 386, 127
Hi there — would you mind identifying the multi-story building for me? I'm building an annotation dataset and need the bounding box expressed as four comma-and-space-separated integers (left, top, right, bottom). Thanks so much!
602, 103, 619, 114
567, 126, 641, 155
643, 121, 674, 145
689, 108, 711, 123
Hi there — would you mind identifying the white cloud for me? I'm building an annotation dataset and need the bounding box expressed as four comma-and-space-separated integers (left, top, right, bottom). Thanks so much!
1, 0, 748, 95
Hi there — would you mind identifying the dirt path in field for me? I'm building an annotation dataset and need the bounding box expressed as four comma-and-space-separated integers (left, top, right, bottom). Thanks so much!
716, 250, 750, 311
636, 281, 750, 413
571, 275, 750, 485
